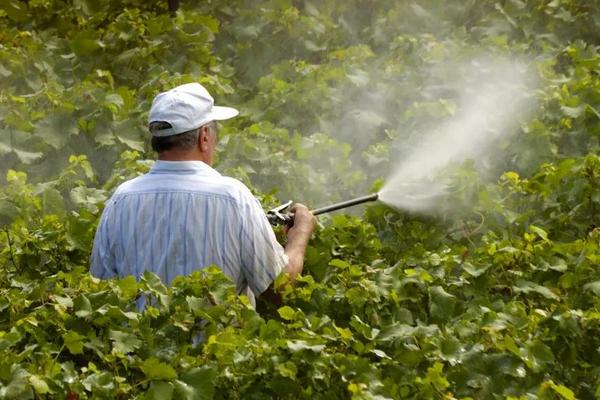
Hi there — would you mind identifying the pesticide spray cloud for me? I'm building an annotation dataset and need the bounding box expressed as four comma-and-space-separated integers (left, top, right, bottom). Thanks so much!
378, 57, 537, 213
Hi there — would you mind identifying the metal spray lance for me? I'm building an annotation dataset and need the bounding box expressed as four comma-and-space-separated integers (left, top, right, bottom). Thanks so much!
267, 193, 379, 226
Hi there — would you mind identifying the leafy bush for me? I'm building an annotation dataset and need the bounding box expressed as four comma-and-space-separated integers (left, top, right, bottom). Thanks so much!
1, 0, 599, 398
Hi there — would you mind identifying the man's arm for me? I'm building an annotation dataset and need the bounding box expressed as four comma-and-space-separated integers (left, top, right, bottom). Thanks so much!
90, 208, 118, 279
235, 186, 315, 302
281, 203, 315, 280
258, 204, 315, 304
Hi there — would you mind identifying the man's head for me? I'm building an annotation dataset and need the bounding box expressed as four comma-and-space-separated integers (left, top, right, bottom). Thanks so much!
149, 121, 218, 164
148, 83, 238, 164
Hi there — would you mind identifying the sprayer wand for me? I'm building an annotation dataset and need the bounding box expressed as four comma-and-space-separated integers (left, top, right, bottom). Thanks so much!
267, 193, 379, 226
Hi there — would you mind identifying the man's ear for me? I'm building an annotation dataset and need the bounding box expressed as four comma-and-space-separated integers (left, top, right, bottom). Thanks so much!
198, 126, 210, 151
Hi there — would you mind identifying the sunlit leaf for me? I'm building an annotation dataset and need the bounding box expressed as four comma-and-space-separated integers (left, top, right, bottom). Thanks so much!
141, 358, 178, 381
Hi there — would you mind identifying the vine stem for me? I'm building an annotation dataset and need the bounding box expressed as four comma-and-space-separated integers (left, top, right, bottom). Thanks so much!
4, 226, 18, 272
53, 343, 65, 364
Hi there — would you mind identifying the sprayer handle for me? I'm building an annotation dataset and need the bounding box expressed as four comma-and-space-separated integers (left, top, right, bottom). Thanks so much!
267, 200, 294, 227
267, 212, 294, 227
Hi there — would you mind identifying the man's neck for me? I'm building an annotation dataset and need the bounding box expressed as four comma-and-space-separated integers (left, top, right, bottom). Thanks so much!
158, 151, 211, 165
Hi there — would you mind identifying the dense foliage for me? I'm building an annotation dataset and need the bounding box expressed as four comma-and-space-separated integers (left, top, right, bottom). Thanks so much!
1, 0, 599, 398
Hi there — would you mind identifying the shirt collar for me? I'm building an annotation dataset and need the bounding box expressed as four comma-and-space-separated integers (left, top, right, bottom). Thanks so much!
149, 160, 221, 176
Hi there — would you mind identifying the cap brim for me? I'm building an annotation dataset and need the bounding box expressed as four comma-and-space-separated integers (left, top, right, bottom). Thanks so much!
209, 106, 239, 121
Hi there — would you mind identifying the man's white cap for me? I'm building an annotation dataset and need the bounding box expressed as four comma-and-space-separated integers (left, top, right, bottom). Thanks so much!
148, 83, 239, 137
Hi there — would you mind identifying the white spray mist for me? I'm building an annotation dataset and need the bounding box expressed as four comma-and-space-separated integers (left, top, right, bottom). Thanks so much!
378, 57, 536, 213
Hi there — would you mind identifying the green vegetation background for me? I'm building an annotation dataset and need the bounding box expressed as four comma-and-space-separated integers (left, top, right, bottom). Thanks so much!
0, 0, 599, 398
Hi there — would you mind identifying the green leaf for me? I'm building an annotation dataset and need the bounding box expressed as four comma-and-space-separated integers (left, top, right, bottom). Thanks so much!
371, 349, 391, 359
428, 286, 456, 322
109, 330, 141, 355
82, 371, 114, 393
0, 63, 11, 77
70, 187, 107, 212
0, 141, 44, 164
376, 323, 417, 341
53, 295, 73, 308
63, 331, 85, 355
410, 3, 433, 19
105, 93, 124, 109
0, 198, 18, 225
0, 328, 22, 351
70, 30, 103, 56
172, 380, 195, 400
179, 366, 217, 400
514, 280, 559, 301
523, 341, 555, 371
13, 148, 44, 164
117, 275, 139, 300
423, 362, 449, 390
329, 259, 350, 269
141, 358, 177, 381
583, 281, 600, 296
73, 294, 92, 318
1, 366, 32, 398
547, 381, 576, 400
35, 114, 79, 149
462, 262, 488, 277
503, 335, 521, 357
276, 361, 297, 379
277, 306, 297, 321
335, 326, 353, 340
28, 375, 50, 395
529, 225, 550, 242
142, 271, 168, 294
286, 340, 325, 353
146, 381, 174, 400
0, 0, 29, 22
39, 186, 65, 216
561, 105, 585, 118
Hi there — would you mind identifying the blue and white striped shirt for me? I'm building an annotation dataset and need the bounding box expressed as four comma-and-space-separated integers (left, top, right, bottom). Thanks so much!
90, 160, 287, 301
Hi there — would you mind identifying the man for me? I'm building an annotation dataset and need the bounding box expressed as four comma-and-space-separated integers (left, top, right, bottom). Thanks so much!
90, 82, 315, 304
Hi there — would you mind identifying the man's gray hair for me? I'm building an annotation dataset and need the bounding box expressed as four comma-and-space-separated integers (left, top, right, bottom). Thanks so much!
149, 122, 200, 153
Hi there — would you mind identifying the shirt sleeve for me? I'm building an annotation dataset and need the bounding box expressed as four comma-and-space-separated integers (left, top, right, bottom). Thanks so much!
90, 201, 118, 279
238, 195, 288, 297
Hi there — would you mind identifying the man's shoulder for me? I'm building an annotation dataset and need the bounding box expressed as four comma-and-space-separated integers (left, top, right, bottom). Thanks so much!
213, 176, 256, 202
112, 175, 146, 195
111, 172, 255, 204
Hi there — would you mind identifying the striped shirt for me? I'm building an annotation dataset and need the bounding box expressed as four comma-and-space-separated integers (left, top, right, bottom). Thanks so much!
90, 160, 287, 303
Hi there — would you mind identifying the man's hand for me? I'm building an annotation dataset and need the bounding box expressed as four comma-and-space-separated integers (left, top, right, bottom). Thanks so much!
260, 203, 315, 305
285, 203, 315, 236
282, 203, 315, 280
